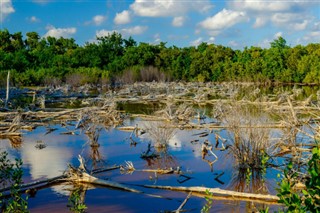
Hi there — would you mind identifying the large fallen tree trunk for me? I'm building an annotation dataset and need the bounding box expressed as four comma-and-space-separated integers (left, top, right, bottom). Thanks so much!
140, 184, 280, 204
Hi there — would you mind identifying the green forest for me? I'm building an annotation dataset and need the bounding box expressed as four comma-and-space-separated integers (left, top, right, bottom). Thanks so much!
1, 29, 320, 86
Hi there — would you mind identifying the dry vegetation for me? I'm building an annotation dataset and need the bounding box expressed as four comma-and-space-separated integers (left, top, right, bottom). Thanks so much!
1, 81, 320, 211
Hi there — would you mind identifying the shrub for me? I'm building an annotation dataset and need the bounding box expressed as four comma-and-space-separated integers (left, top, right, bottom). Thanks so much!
277, 146, 320, 212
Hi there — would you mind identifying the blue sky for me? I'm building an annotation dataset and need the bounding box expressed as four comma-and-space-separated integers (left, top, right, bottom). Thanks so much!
1, 0, 319, 48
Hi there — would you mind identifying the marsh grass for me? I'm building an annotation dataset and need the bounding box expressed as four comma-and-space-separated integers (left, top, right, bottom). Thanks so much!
219, 103, 276, 170
142, 121, 176, 149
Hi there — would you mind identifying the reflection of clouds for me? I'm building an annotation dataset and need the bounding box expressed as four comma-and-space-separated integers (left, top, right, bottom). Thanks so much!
21, 132, 76, 180
136, 121, 205, 158
168, 134, 182, 149
51, 184, 72, 196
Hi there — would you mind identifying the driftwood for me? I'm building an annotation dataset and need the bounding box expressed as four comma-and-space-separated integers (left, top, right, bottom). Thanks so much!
175, 192, 192, 213
65, 155, 141, 193
121, 161, 182, 175
140, 185, 280, 204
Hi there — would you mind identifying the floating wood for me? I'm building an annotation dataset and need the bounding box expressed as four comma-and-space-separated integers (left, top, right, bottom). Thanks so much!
140, 185, 280, 203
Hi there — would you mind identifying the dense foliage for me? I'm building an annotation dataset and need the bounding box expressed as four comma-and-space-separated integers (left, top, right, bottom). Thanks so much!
277, 147, 320, 213
1, 29, 320, 86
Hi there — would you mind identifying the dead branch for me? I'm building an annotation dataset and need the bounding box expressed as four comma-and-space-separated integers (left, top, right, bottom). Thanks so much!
175, 192, 192, 213
120, 161, 182, 175
65, 155, 141, 193
140, 185, 279, 203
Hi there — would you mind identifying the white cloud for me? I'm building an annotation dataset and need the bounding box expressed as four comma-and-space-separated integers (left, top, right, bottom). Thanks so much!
0, 0, 15, 22
229, 0, 311, 13
253, 16, 268, 28
199, 9, 248, 34
229, 0, 316, 31
172, 16, 185, 27
28, 16, 40, 23
96, 29, 118, 38
114, 10, 131, 25
130, 0, 213, 17
120, 25, 148, 35
153, 33, 161, 44
228, 40, 239, 47
190, 37, 203, 46
271, 13, 310, 31
208, 37, 215, 44
44, 25, 77, 38
274, 32, 283, 39
303, 22, 320, 43
190, 37, 216, 46
93, 15, 106, 26
303, 31, 320, 42
258, 39, 272, 48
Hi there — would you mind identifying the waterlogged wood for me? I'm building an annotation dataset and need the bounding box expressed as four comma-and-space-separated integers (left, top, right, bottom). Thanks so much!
175, 192, 192, 213
141, 185, 280, 203
0, 132, 22, 137
66, 156, 141, 193
0, 166, 120, 195
67, 169, 141, 193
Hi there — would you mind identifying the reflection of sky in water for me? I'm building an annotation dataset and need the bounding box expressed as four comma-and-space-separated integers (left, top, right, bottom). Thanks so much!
20, 126, 85, 179
1, 119, 281, 212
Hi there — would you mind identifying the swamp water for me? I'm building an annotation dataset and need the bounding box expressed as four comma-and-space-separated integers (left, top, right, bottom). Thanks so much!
1, 83, 317, 212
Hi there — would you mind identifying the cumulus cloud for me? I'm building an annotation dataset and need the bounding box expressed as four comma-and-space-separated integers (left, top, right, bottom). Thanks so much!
44, 25, 77, 38
28, 16, 40, 23
96, 29, 117, 38
130, 0, 213, 17
303, 22, 320, 43
93, 15, 106, 26
199, 9, 248, 34
303, 31, 320, 42
0, 0, 15, 22
190, 37, 216, 46
172, 16, 185, 27
26, 16, 40, 23
274, 32, 283, 39
121, 25, 148, 35
253, 16, 268, 28
190, 37, 203, 46
258, 32, 285, 48
271, 13, 310, 31
229, 0, 298, 12
114, 10, 131, 25
229, 0, 315, 30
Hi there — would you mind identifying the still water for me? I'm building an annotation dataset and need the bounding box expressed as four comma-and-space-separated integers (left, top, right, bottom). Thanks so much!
1, 117, 280, 212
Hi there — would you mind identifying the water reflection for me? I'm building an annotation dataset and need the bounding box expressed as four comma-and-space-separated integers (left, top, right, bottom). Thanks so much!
8, 136, 22, 149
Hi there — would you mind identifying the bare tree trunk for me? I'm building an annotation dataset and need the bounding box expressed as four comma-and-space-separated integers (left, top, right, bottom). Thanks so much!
5, 71, 10, 109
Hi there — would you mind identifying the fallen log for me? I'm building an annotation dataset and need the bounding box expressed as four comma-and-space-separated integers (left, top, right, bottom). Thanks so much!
0, 132, 22, 137
65, 155, 141, 193
140, 185, 280, 204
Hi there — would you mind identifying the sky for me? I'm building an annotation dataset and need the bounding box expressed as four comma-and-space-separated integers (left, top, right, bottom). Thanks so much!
0, 0, 320, 49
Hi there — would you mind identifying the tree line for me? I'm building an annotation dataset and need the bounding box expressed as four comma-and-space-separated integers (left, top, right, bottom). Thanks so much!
1, 29, 320, 87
